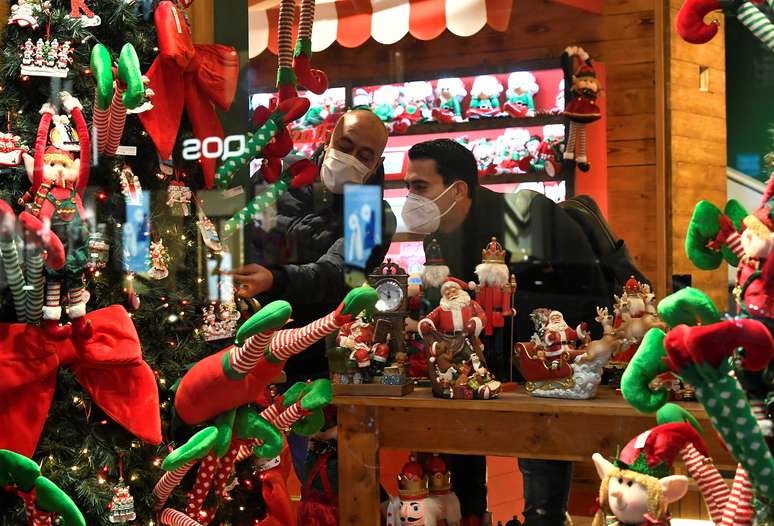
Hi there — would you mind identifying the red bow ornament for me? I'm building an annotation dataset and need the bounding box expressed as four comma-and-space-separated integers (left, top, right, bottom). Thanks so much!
0, 305, 162, 457
139, 1, 239, 189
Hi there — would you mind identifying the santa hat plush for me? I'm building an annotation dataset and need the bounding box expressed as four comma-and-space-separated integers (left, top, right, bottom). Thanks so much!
615, 423, 709, 479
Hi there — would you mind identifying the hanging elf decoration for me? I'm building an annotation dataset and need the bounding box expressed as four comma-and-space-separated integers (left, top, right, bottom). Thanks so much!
0, 449, 86, 526
90, 43, 150, 157
562, 46, 602, 173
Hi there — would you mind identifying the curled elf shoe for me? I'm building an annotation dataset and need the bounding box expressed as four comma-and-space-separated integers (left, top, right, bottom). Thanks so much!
43, 318, 72, 341
70, 313, 93, 342
235, 407, 283, 459
292, 38, 328, 94
117, 43, 145, 110
18, 211, 66, 270
280, 378, 333, 436
334, 287, 379, 325
263, 127, 294, 159
90, 43, 114, 111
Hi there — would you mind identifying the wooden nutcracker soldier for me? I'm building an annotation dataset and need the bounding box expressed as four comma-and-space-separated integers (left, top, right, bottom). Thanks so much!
420, 238, 451, 317
471, 237, 515, 380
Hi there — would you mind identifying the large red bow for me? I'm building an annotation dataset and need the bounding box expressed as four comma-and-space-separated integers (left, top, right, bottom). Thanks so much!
0, 305, 162, 457
139, 1, 239, 188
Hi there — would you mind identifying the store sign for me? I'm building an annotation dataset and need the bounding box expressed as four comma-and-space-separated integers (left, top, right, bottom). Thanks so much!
182, 135, 250, 161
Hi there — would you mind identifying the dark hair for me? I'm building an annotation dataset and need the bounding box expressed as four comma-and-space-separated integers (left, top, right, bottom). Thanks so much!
407, 139, 478, 197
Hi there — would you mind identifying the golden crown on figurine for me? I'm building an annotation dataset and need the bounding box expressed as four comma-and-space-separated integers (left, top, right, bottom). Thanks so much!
398, 457, 429, 499
428, 470, 452, 493
482, 236, 506, 264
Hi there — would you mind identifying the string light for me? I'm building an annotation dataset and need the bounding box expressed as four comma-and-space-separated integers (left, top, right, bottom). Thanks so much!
72, 396, 81, 404
70, 465, 79, 471
130, 472, 139, 481
81, 448, 88, 454
152, 457, 161, 467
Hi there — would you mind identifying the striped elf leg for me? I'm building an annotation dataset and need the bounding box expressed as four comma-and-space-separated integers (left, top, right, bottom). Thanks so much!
737, 2, 774, 52
276, 0, 298, 101
93, 89, 110, 154
228, 329, 276, 375
719, 466, 753, 526
292, 0, 329, 94
273, 402, 309, 431
576, 124, 588, 163
269, 311, 341, 361
24, 247, 44, 324
43, 281, 62, 321
0, 238, 27, 322
153, 460, 196, 510
681, 443, 730, 523
160, 508, 204, 526
565, 124, 577, 160
725, 231, 744, 259
104, 84, 127, 156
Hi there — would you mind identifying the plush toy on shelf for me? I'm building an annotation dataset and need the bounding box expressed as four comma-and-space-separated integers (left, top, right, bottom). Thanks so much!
432, 77, 467, 123
504, 71, 540, 118
153, 288, 377, 526
466, 75, 503, 119
402, 81, 433, 126
563, 46, 602, 172
590, 422, 702, 526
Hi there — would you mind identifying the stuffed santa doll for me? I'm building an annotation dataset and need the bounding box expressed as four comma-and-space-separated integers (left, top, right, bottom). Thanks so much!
418, 278, 486, 339
591, 422, 703, 526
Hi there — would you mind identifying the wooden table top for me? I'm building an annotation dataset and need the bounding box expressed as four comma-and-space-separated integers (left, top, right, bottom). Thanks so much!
334, 385, 708, 420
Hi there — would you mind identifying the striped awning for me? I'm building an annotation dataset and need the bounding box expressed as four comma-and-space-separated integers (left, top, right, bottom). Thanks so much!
249, 0, 514, 57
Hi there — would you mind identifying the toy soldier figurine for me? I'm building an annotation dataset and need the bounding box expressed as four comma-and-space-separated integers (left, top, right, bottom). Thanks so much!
471, 237, 515, 379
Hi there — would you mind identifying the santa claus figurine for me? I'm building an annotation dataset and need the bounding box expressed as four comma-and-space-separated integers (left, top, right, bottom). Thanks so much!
418, 278, 486, 340
540, 310, 588, 370
471, 237, 515, 380
337, 317, 375, 372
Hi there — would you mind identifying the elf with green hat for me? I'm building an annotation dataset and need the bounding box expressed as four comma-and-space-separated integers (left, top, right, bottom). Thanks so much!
591, 421, 706, 526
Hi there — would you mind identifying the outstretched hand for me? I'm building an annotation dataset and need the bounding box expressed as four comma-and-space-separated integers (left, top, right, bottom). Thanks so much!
229, 264, 274, 298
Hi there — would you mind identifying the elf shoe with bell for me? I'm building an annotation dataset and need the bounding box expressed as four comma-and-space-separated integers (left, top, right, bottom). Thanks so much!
293, 37, 328, 94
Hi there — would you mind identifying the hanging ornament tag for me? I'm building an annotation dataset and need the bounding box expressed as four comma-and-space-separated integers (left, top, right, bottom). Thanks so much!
108, 481, 136, 523
20, 38, 73, 78
0, 133, 29, 166
119, 166, 143, 205
8, 0, 43, 29
201, 301, 240, 341
167, 180, 192, 216
147, 238, 170, 280
195, 199, 224, 253
87, 231, 110, 271
49, 115, 80, 151
67, 0, 101, 27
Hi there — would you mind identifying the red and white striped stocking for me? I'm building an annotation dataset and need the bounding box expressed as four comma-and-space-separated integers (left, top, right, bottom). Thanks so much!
160, 507, 204, 526
725, 231, 744, 259
273, 401, 310, 431
269, 311, 341, 361
104, 84, 127, 156
154, 460, 196, 510
681, 443, 730, 523
229, 329, 277, 375
92, 88, 110, 154
577, 125, 588, 162
565, 124, 578, 160
719, 465, 753, 526
43, 281, 61, 320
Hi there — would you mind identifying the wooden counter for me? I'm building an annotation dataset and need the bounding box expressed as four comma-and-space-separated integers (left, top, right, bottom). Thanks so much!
335, 387, 734, 525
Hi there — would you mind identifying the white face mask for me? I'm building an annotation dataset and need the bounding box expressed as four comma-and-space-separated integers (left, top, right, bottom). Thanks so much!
401, 184, 457, 234
320, 148, 371, 194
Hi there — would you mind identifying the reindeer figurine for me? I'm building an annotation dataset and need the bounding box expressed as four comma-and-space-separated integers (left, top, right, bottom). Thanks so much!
578, 307, 622, 364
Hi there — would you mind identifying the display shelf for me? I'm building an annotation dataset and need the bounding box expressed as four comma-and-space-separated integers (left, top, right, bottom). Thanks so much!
394, 113, 567, 137
384, 171, 570, 190
392, 232, 425, 243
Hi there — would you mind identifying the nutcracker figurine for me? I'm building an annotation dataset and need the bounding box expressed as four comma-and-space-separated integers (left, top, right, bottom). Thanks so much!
420, 238, 450, 317
471, 237, 516, 380
20, 92, 92, 340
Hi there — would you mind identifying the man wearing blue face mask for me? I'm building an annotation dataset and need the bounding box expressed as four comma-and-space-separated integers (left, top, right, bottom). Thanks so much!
403, 139, 646, 526
231, 109, 396, 476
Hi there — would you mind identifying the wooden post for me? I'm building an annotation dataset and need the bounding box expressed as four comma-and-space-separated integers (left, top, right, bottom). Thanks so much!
189, 0, 214, 45
337, 404, 381, 525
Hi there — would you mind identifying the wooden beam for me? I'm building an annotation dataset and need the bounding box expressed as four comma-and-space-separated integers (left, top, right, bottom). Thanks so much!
656, 0, 669, 298
190, 0, 214, 44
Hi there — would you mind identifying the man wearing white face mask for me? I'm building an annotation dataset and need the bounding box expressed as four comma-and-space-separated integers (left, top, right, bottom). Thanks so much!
232, 109, 395, 477
402, 139, 623, 526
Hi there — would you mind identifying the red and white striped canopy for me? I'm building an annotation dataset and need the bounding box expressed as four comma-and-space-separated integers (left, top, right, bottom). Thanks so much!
249, 0, 514, 57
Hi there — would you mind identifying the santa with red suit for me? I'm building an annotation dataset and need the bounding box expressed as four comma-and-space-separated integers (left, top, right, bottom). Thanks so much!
542, 310, 587, 363
337, 317, 374, 368
418, 278, 486, 339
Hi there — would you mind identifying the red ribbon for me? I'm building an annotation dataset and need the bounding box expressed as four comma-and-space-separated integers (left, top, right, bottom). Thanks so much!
139, 1, 239, 189
0, 305, 162, 457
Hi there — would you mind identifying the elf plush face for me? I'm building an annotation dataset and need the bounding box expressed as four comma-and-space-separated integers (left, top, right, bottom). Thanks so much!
740, 226, 773, 259
43, 155, 80, 188
607, 473, 651, 522
400, 499, 425, 525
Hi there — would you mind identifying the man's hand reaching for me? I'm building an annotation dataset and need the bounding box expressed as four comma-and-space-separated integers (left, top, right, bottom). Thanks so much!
229, 264, 274, 298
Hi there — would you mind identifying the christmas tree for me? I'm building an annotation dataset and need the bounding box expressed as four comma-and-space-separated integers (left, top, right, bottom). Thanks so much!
0, 1, 243, 523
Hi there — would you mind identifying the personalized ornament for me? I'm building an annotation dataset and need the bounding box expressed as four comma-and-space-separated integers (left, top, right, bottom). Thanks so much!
148, 238, 170, 279
196, 207, 223, 253
119, 165, 142, 204
20, 38, 72, 78
200, 302, 240, 342
0, 132, 29, 167
108, 482, 136, 523
49, 114, 80, 152
87, 230, 110, 271
8, 0, 47, 29
167, 179, 192, 216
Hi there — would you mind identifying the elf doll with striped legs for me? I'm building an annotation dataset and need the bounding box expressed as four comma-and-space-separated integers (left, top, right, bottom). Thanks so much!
153, 286, 377, 526
20, 93, 92, 340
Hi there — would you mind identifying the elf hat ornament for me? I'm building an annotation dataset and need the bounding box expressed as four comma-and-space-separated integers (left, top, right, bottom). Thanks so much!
615, 423, 709, 479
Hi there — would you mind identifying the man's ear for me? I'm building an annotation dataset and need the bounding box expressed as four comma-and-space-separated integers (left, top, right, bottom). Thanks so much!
659, 475, 689, 504
455, 180, 469, 200
592, 453, 614, 480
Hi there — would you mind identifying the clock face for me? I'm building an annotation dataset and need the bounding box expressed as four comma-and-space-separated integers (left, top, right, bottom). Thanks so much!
375, 279, 404, 312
